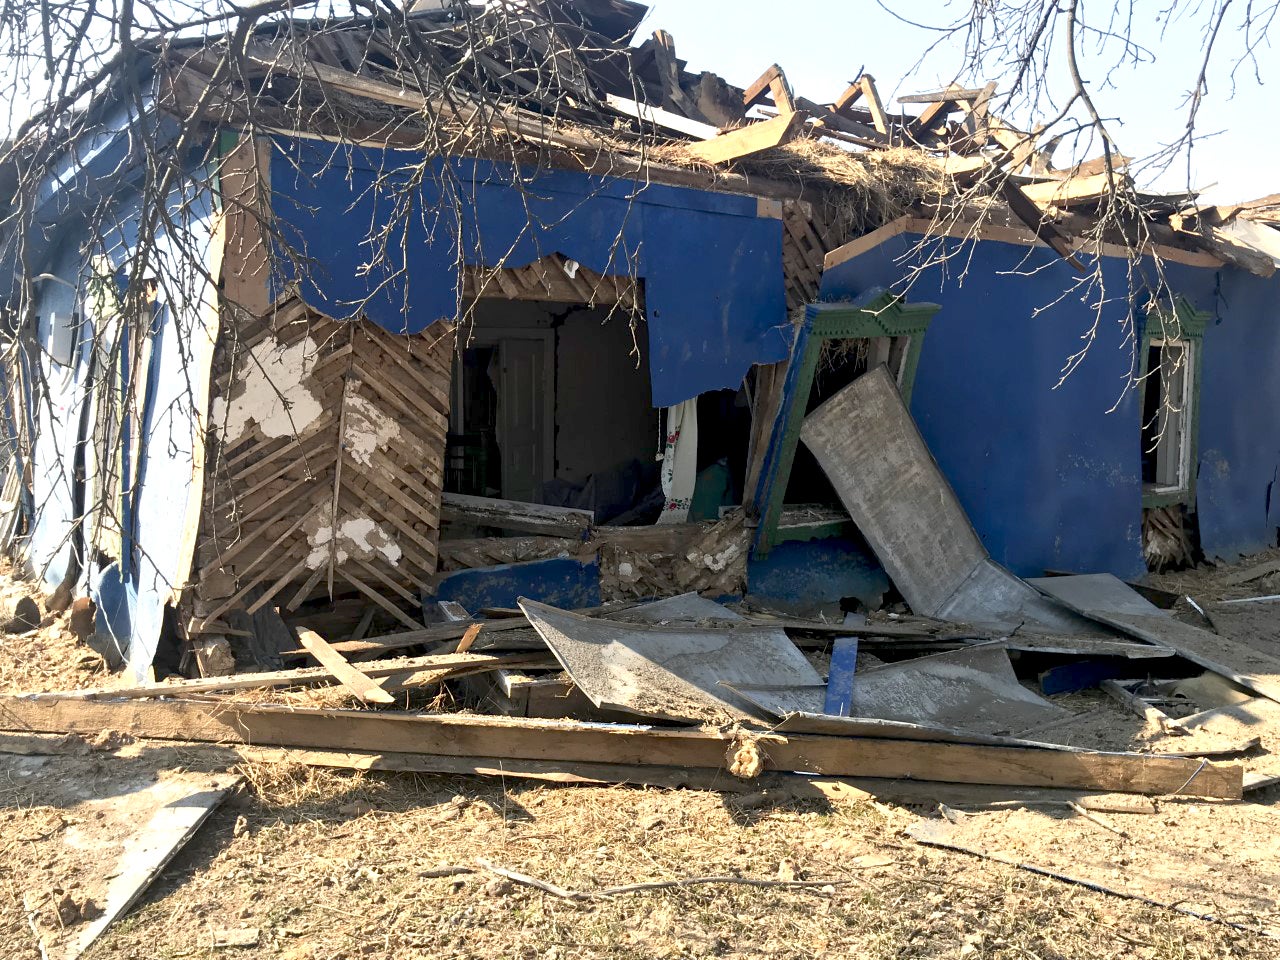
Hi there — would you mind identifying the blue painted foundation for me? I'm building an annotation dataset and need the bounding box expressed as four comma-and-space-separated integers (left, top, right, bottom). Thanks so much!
747, 536, 890, 613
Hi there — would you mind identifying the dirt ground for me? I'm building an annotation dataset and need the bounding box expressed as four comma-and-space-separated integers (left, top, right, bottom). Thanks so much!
2, 556, 1280, 959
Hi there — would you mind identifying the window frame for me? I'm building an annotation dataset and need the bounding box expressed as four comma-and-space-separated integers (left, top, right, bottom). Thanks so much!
1138, 299, 1209, 510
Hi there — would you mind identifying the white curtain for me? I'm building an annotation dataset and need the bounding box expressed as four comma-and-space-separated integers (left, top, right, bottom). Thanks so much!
657, 399, 698, 524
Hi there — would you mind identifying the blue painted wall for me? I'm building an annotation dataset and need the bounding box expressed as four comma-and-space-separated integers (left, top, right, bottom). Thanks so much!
268, 140, 790, 407
1196, 268, 1280, 559
817, 231, 1258, 578
746, 536, 890, 614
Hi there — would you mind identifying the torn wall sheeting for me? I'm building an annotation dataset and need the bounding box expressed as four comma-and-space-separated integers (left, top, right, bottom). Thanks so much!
723, 683, 1088, 748
518, 598, 822, 724
1029, 573, 1280, 704
726, 644, 1066, 737
799, 367, 1092, 633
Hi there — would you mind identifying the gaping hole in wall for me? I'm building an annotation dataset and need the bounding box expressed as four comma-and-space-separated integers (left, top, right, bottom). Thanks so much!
784, 335, 912, 507
444, 298, 662, 527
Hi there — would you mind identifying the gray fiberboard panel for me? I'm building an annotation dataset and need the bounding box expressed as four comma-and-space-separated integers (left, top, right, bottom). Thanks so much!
848, 643, 1070, 736
611, 593, 744, 624
519, 598, 822, 724
938, 560, 1102, 633
799, 368, 1088, 633
799, 366, 987, 617
1031, 573, 1280, 703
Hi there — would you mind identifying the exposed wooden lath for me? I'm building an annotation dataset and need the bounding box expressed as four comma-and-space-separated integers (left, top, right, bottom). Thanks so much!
780, 199, 840, 313
190, 295, 454, 635
463, 253, 639, 310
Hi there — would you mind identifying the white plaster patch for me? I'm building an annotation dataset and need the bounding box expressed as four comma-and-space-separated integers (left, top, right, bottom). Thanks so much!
304, 512, 402, 569
211, 334, 324, 445
342, 393, 400, 467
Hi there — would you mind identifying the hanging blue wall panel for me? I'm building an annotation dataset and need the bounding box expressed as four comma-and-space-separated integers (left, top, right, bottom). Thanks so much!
820, 231, 1220, 579
268, 140, 790, 407
1195, 268, 1280, 559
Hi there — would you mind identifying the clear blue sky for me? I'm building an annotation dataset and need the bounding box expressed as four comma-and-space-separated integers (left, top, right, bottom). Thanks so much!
644, 1, 1278, 203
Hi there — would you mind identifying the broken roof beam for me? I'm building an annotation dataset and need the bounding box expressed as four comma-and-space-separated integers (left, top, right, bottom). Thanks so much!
683, 109, 809, 165
1000, 179, 1087, 273
742, 64, 784, 109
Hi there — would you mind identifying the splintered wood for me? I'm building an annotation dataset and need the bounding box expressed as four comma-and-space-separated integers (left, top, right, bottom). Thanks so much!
191, 296, 455, 636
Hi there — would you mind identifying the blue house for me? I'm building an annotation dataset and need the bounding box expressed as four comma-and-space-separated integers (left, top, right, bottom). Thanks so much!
3, 3, 1275, 679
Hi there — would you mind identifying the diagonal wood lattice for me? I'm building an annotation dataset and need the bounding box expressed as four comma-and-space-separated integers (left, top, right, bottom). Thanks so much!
192, 295, 454, 632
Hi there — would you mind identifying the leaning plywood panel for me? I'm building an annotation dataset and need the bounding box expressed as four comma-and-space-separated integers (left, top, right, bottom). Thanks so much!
799, 366, 1089, 632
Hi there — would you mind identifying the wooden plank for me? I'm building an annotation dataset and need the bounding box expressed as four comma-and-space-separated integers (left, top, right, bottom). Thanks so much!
1222, 557, 1280, 586
296, 627, 396, 704
857, 74, 889, 134
603, 93, 719, 139
442, 492, 594, 538
683, 110, 809, 165
279, 617, 535, 657
1000, 179, 1087, 272
1020, 172, 1116, 207
899, 86, 991, 104
0, 696, 1242, 798
742, 64, 784, 108
63, 651, 543, 698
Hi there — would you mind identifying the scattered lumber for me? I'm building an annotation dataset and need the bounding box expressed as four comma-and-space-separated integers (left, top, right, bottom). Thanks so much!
0, 696, 1243, 797
442, 492, 594, 538
1033, 573, 1280, 704
60, 651, 553, 699
295, 627, 396, 704
684, 109, 809, 165
1000, 179, 1087, 271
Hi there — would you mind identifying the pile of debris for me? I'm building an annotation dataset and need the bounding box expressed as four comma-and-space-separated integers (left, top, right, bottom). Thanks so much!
7, 365, 1280, 953
9, 368, 1279, 799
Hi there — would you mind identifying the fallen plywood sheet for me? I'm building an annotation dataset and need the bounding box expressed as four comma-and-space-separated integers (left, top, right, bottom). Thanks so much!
610, 592, 744, 624
519, 598, 821, 723
1030, 573, 1280, 703
729, 647, 1071, 738
62, 772, 241, 959
0, 695, 1242, 797
799, 367, 1091, 633
724, 684, 1087, 749
852, 644, 1068, 736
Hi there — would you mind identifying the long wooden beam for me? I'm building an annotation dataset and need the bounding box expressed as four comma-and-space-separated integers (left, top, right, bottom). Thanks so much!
0, 697, 1242, 798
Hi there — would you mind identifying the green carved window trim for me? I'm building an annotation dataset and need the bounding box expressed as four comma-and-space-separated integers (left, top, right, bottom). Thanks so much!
754, 291, 940, 556
1138, 297, 1209, 510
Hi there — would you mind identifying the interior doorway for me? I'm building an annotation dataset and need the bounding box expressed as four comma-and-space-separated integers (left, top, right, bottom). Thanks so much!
445, 298, 660, 522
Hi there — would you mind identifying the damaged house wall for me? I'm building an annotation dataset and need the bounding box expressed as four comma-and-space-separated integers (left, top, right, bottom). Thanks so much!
267, 139, 790, 408
20, 90, 221, 677
1194, 267, 1280, 559
815, 225, 1280, 576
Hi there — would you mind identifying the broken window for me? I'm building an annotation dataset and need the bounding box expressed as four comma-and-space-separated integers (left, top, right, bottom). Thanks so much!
750, 293, 940, 557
